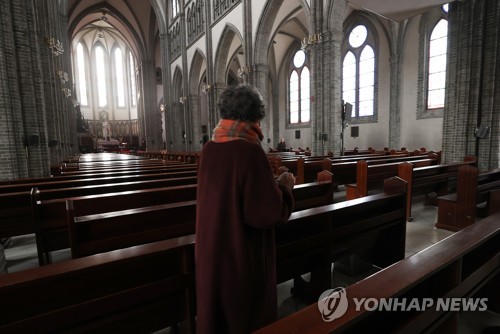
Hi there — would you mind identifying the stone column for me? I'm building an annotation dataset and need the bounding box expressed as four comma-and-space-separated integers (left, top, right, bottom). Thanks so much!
139, 59, 162, 151
312, 0, 345, 156
0, 0, 68, 179
443, 0, 500, 170
204, 0, 217, 138
160, 33, 175, 151
388, 53, 401, 150
251, 64, 271, 150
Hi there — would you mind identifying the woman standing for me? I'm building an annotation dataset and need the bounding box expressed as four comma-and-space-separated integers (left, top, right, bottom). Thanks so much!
195, 84, 295, 333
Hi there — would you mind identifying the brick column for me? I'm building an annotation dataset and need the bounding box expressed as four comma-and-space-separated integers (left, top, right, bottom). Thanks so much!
0, 0, 68, 179
139, 60, 162, 151
443, 0, 500, 170
313, 0, 345, 156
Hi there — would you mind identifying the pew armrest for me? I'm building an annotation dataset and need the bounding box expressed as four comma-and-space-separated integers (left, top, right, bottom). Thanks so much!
345, 183, 358, 200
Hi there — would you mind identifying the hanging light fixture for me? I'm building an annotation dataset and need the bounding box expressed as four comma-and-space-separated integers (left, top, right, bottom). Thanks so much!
100, 10, 108, 22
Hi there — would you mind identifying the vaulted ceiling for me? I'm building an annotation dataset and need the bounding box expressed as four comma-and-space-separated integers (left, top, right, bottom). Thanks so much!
348, 0, 455, 21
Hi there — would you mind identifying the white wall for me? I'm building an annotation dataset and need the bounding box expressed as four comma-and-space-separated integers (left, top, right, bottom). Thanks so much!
400, 16, 443, 152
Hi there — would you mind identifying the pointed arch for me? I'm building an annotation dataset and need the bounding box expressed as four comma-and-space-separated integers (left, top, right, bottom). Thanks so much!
189, 49, 207, 94
189, 49, 208, 149
214, 24, 244, 84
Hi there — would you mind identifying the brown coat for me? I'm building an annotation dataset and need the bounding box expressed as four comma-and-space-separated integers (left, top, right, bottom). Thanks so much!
195, 140, 294, 334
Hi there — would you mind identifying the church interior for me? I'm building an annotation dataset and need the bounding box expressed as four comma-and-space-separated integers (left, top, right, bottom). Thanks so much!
0, 0, 500, 333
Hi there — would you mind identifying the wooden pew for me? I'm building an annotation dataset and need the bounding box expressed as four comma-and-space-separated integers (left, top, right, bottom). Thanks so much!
32, 182, 198, 265
398, 156, 477, 221
63, 175, 403, 303
435, 166, 500, 231
55, 153, 162, 173
0, 163, 197, 186
66, 200, 197, 259
1, 177, 405, 333
0, 166, 197, 239
280, 152, 437, 186
57, 162, 196, 176
0, 176, 197, 239
275, 152, 389, 183
343, 148, 375, 155
33, 174, 335, 265
0, 235, 196, 334
275, 176, 407, 302
254, 211, 500, 334
345, 157, 438, 200
0, 168, 197, 194
63, 160, 191, 173
306, 153, 439, 186
292, 171, 334, 211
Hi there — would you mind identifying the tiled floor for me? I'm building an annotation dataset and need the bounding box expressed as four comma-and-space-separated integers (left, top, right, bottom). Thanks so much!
2, 195, 500, 333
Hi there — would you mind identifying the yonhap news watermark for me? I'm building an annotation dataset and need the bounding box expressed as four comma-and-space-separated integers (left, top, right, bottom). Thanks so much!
317, 287, 489, 322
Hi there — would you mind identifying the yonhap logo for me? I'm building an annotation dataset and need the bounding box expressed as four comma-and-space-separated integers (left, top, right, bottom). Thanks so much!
317, 287, 489, 323
317, 287, 348, 321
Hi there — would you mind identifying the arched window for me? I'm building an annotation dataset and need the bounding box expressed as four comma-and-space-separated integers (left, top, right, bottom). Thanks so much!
289, 49, 310, 124
172, 0, 180, 18
114, 48, 125, 107
76, 42, 88, 106
95, 45, 107, 107
417, 5, 448, 119
342, 24, 376, 121
129, 51, 137, 106
427, 19, 448, 109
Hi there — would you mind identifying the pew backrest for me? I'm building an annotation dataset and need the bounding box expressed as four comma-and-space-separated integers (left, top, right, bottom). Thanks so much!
275, 176, 408, 286
255, 211, 500, 334
66, 200, 197, 258
398, 156, 477, 221
0, 235, 197, 334
436, 166, 500, 230
32, 178, 334, 265
32, 181, 198, 265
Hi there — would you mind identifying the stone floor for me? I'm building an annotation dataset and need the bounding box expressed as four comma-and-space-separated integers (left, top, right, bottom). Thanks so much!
3, 195, 500, 333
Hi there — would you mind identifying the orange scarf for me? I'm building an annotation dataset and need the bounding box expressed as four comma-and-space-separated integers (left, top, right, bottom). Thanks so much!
212, 119, 263, 146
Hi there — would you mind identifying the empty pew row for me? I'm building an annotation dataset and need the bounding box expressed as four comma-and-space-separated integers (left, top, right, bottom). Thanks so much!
255, 210, 500, 334
268, 152, 389, 178
319, 153, 438, 186
322, 153, 440, 187
0, 175, 198, 239
436, 165, 500, 231
276, 152, 439, 185
59, 161, 196, 176
0, 235, 197, 334
68, 157, 173, 170
0, 163, 197, 186
345, 156, 476, 221
0, 168, 197, 194
63, 176, 405, 301
66, 178, 406, 293
56, 152, 191, 171
398, 156, 477, 221
67, 200, 198, 259
0, 176, 407, 333
34, 172, 335, 265
138, 151, 200, 163
0, 162, 197, 238
345, 157, 439, 200
275, 176, 408, 301
54, 153, 154, 172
